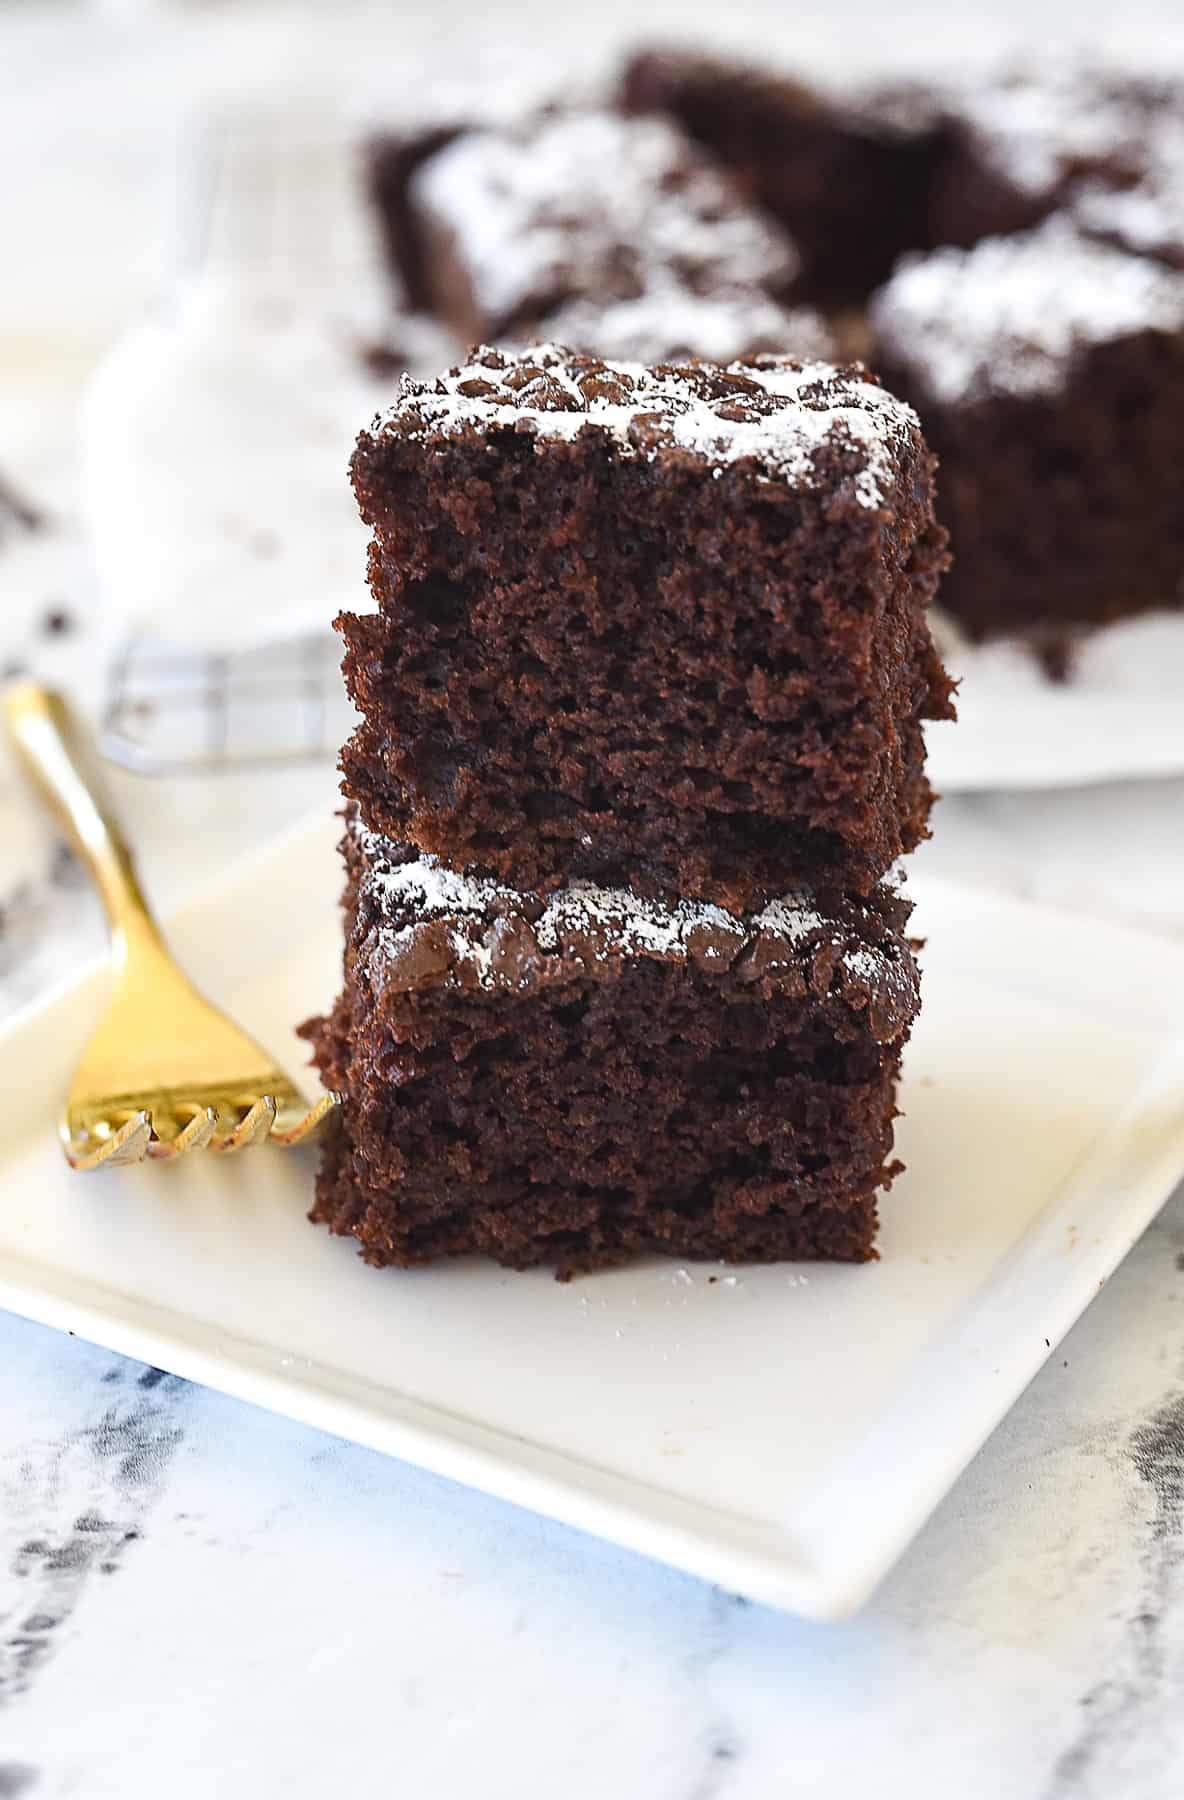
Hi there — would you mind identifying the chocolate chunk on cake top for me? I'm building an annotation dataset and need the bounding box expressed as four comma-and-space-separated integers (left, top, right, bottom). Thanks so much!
341, 343, 953, 909
871, 218, 1184, 641
304, 818, 920, 1276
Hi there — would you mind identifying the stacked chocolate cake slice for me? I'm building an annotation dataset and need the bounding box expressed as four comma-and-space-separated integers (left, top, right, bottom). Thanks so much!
305, 344, 954, 1275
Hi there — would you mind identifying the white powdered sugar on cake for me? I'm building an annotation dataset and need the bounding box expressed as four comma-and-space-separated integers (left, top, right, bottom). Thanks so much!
841, 947, 888, 982
352, 823, 906, 995
871, 218, 1184, 403
849, 75, 950, 141
411, 110, 799, 325
356, 823, 796, 957
542, 285, 836, 365
376, 344, 919, 510
1072, 120, 1184, 264
949, 64, 1171, 198
752, 896, 831, 946
534, 887, 750, 960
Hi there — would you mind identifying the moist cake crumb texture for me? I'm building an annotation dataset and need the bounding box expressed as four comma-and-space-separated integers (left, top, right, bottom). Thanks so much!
304, 818, 922, 1275
343, 342, 951, 907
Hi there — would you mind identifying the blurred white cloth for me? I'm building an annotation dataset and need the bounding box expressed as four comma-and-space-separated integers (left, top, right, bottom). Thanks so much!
81, 282, 366, 649
79, 276, 458, 652
77, 102, 458, 654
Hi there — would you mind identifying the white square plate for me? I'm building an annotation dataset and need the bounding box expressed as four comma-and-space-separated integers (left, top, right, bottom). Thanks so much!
2, 810, 1183, 1619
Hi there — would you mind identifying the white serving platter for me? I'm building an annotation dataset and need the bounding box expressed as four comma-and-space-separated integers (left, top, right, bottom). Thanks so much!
1, 809, 1183, 1619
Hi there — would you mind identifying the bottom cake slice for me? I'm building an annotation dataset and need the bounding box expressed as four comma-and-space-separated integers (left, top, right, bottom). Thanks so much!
303, 817, 922, 1276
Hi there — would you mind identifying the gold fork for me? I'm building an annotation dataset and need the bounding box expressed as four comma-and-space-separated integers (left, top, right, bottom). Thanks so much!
3, 681, 339, 1169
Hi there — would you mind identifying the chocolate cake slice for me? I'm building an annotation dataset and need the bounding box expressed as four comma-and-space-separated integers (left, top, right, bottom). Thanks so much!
341, 344, 952, 910
366, 120, 466, 312
403, 109, 801, 342
929, 64, 1183, 253
620, 46, 948, 303
871, 219, 1184, 642
361, 53, 571, 309
304, 819, 920, 1276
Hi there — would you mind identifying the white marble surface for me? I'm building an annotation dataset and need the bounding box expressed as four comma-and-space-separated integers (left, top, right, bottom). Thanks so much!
2, 5, 1184, 1795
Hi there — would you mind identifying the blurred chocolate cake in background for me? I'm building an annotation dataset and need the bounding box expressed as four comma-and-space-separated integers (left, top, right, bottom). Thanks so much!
363, 43, 1184, 654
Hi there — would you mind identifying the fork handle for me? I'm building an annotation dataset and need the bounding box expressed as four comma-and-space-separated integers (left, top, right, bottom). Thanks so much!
3, 682, 164, 958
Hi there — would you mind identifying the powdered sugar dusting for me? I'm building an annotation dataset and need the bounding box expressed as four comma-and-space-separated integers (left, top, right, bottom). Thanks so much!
531, 882, 746, 958
542, 284, 836, 365
1072, 120, 1184, 265
352, 823, 910, 1009
374, 343, 919, 510
413, 110, 798, 325
950, 64, 1174, 199
842, 947, 886, 981
364, 847, 502, 918
357, 824, 752, 961
871, 218, 1184, 403
851, 75, 950, 141
751, 895, 828, 943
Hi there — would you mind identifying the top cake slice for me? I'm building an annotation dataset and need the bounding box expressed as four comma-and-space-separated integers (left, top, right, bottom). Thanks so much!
341, 344, 953, 909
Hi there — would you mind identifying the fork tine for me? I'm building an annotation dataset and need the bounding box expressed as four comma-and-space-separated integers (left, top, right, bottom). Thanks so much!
66, 1110, 153, 1171
147, 1106, 218, 1160
210, 1095, 277, 1154
270, 1090, 341, 1147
